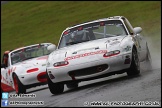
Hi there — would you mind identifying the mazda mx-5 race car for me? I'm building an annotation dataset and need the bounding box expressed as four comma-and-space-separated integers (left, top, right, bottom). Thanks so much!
46, 16, 152, 95
1, 43, 56, 94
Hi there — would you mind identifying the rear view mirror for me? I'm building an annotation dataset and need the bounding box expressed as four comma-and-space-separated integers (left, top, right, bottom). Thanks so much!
133, 27, 142, 34
47, 44, 57, 52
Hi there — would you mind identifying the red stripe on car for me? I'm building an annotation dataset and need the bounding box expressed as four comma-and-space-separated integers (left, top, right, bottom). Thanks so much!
8, 69, 11, 76
65, 50, 107, 61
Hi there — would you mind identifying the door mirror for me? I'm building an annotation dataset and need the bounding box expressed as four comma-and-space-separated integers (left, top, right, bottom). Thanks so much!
133, 27, 142, 34
47, 44, 57, 52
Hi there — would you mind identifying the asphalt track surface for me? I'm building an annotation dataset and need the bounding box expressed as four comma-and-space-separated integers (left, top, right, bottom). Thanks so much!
3, 57, 161, 107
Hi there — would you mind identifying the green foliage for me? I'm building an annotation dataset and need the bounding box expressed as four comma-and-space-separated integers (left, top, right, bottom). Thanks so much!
1, 1, 161, 58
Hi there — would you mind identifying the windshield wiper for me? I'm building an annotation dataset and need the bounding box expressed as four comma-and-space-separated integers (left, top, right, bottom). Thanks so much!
66, 40, 89, 46
66, 42, 78, 45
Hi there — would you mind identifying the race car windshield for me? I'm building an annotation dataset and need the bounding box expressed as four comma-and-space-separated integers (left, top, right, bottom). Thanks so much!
10, 44, 52, 65
58, 20, 127, 49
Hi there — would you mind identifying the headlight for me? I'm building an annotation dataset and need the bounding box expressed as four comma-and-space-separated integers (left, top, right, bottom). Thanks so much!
103, 50, 120, 57
53, 61, 69, 67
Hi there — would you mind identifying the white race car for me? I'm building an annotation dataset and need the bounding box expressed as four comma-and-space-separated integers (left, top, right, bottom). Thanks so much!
46, 16, 152, 94
1, 43, 56, 94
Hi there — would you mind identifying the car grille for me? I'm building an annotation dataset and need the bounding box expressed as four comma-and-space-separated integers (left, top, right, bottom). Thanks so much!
68, 64, 108, 77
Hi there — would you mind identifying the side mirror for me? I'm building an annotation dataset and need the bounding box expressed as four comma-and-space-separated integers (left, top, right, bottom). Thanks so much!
47, 44, 57, 52
133, 27, 142, 34
1, 64, 6, 68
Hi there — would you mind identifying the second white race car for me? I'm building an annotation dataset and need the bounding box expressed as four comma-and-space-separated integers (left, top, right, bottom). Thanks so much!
46, 16, 152, 94
1, 43, 56, 94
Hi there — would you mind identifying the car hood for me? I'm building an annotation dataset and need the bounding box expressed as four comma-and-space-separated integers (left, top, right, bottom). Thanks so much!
49, 36, 126, 65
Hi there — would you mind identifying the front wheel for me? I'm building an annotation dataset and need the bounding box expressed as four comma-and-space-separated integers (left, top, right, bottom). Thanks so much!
46, 73, 64, 95
13, 74, 26, 94
127, 47, 140, 76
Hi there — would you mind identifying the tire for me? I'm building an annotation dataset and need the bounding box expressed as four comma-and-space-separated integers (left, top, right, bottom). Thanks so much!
46, 73, 64, 95
13, 74, 26, 94
66, 82, 79, 89
145, 44, 152, 70
127, 47, 140, 76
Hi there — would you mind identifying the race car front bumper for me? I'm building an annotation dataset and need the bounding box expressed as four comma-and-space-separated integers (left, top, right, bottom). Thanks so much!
47, 52, 132, 83
18, 68, 47, 86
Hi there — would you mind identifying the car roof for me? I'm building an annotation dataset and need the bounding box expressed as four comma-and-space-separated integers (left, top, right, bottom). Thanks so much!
65, 16, 125, 30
